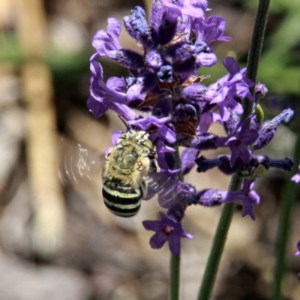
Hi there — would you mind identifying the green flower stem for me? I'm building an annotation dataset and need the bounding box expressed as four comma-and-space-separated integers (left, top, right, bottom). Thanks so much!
168, 145, 183, 300
169, 252, 181, 300
246, 0, 270, 82
197, 1, 270, 299
197, 175, 241, 300
245, 0, 270, 116
272, 135, 300, 300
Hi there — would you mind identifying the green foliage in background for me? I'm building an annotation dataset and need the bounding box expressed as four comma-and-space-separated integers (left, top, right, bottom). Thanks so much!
246, 0, 300, 94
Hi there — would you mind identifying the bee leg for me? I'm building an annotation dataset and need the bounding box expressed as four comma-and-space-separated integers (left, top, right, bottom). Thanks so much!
140, 180, 147, 199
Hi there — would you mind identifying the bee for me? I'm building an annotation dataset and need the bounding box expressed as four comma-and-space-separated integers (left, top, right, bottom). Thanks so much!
59, 130, 168, 217
102, 130, 159, 217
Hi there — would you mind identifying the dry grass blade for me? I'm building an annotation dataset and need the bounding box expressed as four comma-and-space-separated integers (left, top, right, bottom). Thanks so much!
18, 0, 66, 257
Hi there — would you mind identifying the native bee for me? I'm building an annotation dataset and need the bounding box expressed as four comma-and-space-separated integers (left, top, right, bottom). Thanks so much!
102, 130, 159, 217
59, 130, 170, 217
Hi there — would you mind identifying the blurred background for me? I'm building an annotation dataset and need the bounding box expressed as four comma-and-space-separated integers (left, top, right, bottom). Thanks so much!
0, 0, 299, 299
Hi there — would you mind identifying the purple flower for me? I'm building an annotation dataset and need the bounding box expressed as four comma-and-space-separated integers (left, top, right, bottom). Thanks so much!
225, 116, 259, 167
128, 115, 176, 144
92, 18, 122, 58
143, 212, 193, 255
193, 16, 232, 45
196, 179, 260, 220
224, 179, 260, 220
158, 178, 197, 208
254, 82, 268, 99
181, 148, 200, 174
292, 165, 300, 184
295, 241, 300, 256
253, 108, 294, 150
88, 58, 138, 121
87, 0, 295, 256
205, 57, 254, 122
193, 43, 217, 67
156, 144, 179, 174
92, 18, 144, 69
162, 0, 208, 19
194, 179, 259, 219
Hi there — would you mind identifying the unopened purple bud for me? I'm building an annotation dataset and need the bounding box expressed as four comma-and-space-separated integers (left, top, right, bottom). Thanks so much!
272, 108, 294, 125
265, 157, 294, 172
195, 156, 221, 172
190, 133, 219, 150
217, 155, 236, 174
115, 49, 144, 69
255, 82, 268, 98
124, 6, 153, 48
145, 50, 163, 69
197, 189, 225, 206
158, 65, 173, 83
253, 108, 294, 150
182, 83, 206, 106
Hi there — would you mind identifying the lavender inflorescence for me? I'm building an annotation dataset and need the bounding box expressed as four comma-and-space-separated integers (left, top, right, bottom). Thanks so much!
88, 0, 294, 255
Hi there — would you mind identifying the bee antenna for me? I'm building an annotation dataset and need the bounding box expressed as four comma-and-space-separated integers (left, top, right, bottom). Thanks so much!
118, 115, 129, 130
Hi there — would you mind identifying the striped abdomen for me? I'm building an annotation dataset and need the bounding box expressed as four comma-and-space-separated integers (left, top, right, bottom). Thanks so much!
102, 180, 143, 217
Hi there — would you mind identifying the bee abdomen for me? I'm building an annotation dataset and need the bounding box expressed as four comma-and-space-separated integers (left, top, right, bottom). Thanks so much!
102, 182, 142, 217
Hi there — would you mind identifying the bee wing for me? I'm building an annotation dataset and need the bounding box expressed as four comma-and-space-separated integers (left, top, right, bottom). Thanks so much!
143, 172, 179, 208
58, 137, 105, 186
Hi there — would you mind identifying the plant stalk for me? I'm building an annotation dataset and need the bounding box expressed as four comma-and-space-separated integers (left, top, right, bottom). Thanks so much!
197, 175, 241, 300
272, 135, 300, 299
169, 252, 181, 300
197, 1, 270, 299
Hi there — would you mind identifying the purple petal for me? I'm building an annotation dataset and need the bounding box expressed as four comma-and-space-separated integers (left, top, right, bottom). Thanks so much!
111, 131, 123, 145
157, 125, 176, 144
182, 0, 207, 19
292, 173, 300, 184
196, 52, 217, 67
150, 232, 167, 249
92, 18, 122, 58
87, 96, 108, 118
143, 219, 162, 232
181, 148, 200, 174
240, 129, 259, 144
106, 77, 126, 92
223, 57, 240, 76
